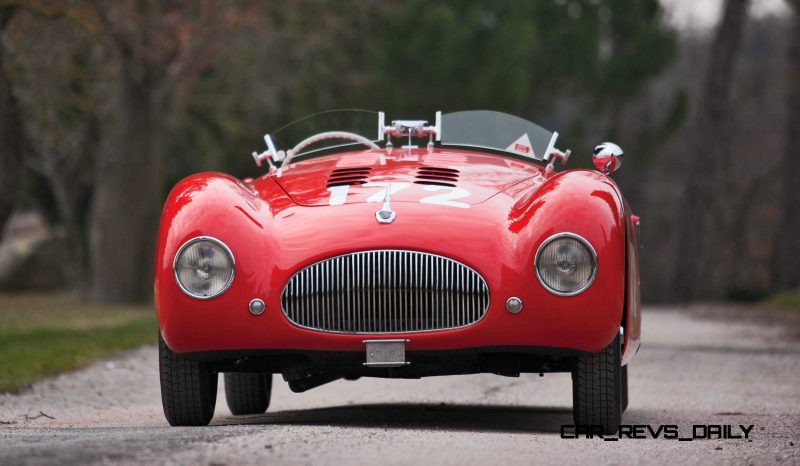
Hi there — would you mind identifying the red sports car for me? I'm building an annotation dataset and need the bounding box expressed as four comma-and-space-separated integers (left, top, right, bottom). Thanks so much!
155, 110, 641, 432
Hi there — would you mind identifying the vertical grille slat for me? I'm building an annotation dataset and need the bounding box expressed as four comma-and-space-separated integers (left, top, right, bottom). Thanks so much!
281, 250, 490, 333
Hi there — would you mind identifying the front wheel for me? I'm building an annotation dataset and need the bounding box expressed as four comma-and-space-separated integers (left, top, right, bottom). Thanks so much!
572, 334, 622, 434
224, 373, 272, 415
159, 334, 218, 426
620, 363, 629, 414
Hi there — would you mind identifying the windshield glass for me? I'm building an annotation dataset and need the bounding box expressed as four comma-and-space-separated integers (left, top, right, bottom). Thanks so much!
270, 109, 381, 157
263, 109, 557, 163
441, 110, 555, 161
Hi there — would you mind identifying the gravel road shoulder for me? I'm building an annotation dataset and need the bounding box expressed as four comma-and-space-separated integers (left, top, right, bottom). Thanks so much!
1, 306, 798, 465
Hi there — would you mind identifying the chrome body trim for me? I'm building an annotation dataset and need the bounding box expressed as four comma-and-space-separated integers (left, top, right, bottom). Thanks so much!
542, 131, 559, 161
505, 296, 523, 314
592, 142, 624, 174
281, 250, 490, 334
377, 111, 386, 141
249, 298, 266, 315
375, 184, 397, 224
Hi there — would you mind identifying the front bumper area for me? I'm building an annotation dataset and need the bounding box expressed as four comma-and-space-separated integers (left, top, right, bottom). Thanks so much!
174, 345, 589, 386
157, 262, 624, 357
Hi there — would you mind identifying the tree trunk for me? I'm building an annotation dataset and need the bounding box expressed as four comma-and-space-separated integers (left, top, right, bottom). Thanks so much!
773, 2, 800, 290
0, 8, 24, 243
670, 0, 750, 301
89, 64, 163, 303
51, 175, 88, 294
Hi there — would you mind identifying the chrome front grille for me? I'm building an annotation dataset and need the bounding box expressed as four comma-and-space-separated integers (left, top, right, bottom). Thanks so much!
281, 250, 490, 333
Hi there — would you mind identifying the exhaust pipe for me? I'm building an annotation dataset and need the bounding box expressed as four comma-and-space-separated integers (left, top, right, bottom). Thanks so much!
285, 372, 340, 393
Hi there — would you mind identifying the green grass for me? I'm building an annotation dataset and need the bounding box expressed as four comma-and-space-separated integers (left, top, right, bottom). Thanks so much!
764, 291, 800, 314
0, 293, 156, 392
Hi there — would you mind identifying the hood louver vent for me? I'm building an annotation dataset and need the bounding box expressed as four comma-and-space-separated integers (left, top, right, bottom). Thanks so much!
327, 167, 373, 187
415, 167, 459, 187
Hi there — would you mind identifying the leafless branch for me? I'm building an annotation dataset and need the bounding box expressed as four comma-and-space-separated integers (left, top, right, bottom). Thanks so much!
21, 410, 56, 421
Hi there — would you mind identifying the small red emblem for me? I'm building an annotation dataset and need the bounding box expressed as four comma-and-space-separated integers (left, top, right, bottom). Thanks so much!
514, 143, 530, 154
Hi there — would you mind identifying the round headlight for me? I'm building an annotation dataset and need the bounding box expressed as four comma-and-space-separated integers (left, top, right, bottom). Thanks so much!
535, 233, 597, 296
173, 237, 235, 299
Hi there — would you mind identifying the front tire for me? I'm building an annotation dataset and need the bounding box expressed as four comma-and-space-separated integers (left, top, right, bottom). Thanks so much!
159, 334, 218, 426
620, 364, 629, 414
224, 373, 272, 415
572, 334, 622, 434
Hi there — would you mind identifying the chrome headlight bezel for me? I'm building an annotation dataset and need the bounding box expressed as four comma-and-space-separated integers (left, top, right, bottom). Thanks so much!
534, 232, 597, 296
173, 236, 235, 300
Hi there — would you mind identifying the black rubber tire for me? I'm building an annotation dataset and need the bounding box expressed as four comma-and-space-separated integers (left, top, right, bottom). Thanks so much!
572, 334, 622, 434
159, 334, 218, 426
620, 364, 629, 414
224, 373, 272, 415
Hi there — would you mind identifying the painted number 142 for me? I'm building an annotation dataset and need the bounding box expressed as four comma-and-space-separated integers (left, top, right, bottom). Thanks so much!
327, 182, 470, 209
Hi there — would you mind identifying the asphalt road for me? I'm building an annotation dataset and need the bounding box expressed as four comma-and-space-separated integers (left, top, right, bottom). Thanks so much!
1, 306, 799, 465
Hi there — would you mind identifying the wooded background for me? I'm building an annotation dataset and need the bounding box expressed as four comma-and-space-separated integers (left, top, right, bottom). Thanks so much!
0, 0, 797, 305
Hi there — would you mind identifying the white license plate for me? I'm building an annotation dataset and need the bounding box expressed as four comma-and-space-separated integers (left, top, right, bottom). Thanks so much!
363, 339, 409, 368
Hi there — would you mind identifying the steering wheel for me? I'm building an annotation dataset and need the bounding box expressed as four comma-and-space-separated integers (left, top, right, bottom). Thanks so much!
282, 131, 380, 167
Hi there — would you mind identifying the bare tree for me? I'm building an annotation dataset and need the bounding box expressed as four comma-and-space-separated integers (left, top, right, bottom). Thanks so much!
0, 5, 25, 242
3, 7, 100, 294
773, 0, 800, 289
88, 0, 258, 303
671, 0, 751, 301
26, 117, 97, 293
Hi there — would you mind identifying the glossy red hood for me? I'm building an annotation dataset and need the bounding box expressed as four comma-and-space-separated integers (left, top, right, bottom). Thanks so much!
269, 148, 543, 207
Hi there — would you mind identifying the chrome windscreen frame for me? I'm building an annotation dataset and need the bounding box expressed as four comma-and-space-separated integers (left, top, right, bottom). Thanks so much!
253, 110, 567, 169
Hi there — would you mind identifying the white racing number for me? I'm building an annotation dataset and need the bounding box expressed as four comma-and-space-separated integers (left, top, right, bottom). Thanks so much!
363, 182, 410, 202
327, 185, 350, 206
419, 185, 470, 209
327, 182, 471, 208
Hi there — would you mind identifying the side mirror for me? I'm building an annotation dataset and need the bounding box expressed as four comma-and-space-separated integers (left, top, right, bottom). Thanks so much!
592, 142, 623, 174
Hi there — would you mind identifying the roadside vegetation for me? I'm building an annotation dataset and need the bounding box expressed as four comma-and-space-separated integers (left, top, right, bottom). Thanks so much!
0, 293, 155, 392
765, 291, 800, 314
